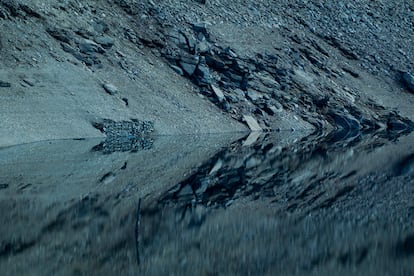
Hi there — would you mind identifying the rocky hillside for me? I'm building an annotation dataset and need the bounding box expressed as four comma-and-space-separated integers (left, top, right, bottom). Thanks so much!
1, 0, 414, 146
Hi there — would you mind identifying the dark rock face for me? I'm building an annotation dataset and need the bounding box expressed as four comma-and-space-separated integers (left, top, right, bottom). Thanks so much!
46, 27, 72, 44
401, 71, 414, 93
328, 112, 360, 130
0, 1, 42, 19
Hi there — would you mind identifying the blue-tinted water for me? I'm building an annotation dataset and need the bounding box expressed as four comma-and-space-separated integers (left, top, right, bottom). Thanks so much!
0, 131, 413, 275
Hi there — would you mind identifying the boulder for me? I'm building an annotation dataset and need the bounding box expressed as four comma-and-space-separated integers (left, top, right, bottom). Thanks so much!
243, 115, 262, 132
211, 85, 225, 102
94, 36, 115, 49
103, 83, 119, 95
79, 39, 105, 54
194, 65, 211, 86
179, 54, 199, 76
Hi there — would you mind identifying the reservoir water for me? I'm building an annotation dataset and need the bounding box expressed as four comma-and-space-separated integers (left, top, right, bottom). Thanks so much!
0, 131, 413, 275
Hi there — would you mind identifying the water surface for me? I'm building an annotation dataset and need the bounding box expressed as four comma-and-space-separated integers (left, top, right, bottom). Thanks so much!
0, 131, 413, 275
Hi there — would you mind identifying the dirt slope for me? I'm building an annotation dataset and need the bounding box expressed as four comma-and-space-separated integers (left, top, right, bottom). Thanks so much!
1, 0, 413, 146
0, 0, 246, 147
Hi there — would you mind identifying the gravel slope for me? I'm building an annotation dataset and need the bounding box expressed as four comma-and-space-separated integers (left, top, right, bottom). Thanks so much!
1, 0, 414, 146
0, 0, 247, 147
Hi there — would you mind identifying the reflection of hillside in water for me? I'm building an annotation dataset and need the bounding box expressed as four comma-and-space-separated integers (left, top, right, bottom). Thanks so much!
0, 134, 243, 275
0, 130, 413, 275
140, 131, 414, 275
155, 131, 412, 211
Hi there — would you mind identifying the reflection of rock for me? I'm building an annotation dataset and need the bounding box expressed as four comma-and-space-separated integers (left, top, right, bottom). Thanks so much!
0, 134, 240, 275
393, 153, 414, 176
140, 132, 414, 275
91, 136, 154, 154
157, 131, 413, 212
396, 234, 414, 257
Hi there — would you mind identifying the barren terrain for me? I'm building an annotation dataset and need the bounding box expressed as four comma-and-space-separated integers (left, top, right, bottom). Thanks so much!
1, 0, 414, 146
1, 1, 414, 275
